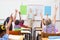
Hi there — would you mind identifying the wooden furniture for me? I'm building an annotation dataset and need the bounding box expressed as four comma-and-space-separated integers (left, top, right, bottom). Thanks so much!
9, 31, 21, 35
34, 27, 42, 40
21, 27, 31, 40
9, 27, 31, 35
41, 32, 60, 40
9, 31, 25, 40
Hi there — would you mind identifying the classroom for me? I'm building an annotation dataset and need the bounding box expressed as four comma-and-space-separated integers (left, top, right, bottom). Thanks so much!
0, 0, 60, 40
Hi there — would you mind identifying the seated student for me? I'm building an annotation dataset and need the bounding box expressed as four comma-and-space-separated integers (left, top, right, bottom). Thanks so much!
13, 9, 28, 28
12, 9, 21, 30
19, 20, 28, 28
0, 15, 13, 40
14, 20, 20, 28
40, 5, 58, 34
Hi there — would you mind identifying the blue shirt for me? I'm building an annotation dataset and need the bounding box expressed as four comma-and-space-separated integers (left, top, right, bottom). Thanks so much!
0, 34, 8, 40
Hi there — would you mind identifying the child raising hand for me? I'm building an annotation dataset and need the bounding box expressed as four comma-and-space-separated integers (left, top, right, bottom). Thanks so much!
0, 14, 13, 40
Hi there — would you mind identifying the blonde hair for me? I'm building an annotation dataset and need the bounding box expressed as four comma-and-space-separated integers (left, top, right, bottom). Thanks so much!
43, 18, 52, 25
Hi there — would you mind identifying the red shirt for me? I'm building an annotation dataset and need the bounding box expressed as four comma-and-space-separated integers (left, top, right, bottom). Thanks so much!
19, 23, 28, 28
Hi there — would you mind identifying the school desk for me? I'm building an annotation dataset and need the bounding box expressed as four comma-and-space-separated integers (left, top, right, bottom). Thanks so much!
9, 35, 25, 40
41, 32, 60, 40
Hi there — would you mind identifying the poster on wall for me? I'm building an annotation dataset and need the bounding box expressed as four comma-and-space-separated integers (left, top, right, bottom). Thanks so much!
44, 6, 51, 16
20, 5, 27, 15
20, 5, 27, 20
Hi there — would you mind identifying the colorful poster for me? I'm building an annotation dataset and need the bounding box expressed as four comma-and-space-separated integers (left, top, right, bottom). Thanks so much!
20, 5, 27, 15
44, 6, 51, 16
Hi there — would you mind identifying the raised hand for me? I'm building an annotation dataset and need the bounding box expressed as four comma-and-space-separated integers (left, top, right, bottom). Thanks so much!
34, 9, 38, 16
40, 13, 43, 19
54, 5, 58, 17
55, 5, 58, 12
29, 8, 32, 13
6, 14, 13, 34
15, 9, 19, 13
53, 5, 58, 24
10, 14, 13, 21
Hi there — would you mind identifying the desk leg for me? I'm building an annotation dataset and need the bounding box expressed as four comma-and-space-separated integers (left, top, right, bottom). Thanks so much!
24, 33, 32, 40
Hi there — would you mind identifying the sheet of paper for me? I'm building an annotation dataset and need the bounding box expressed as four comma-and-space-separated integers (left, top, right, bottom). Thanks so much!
9, 35, 25, 40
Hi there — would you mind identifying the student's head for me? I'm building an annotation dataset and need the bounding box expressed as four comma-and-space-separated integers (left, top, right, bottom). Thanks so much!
42, 19, 46, 25
0, 25, 6, 34
20, 20, 24, 25
42, 18, 52, 25
15, 20, 20, 25
47, 18, 52, 25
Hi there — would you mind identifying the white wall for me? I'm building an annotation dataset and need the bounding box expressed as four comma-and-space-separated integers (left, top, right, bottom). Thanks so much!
0, 0, 59, 20
0, 0, 21, 19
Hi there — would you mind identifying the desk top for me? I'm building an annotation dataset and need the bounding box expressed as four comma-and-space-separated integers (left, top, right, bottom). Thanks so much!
41, 32, 60, 38
34, 27, 42, 31
21, 31, 31, 33
9, 35, 25, 40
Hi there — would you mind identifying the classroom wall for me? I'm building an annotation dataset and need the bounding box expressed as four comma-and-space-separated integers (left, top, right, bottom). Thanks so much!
0, 0, 21, 19
0, 0, 60, 32
0, 0, 60, 20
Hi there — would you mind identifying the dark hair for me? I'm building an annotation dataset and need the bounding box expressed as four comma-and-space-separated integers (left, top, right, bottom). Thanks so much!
0, 25, 6, 34
15, 20, 20, 25
4, 17, 12, 30
20, 20, 24, 24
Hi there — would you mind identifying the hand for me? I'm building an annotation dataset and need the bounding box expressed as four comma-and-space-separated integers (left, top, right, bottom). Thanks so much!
29, 8, 32, 13
10, 14, 13, 21
55, 5, 58, 11
15, 9, 18, 13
